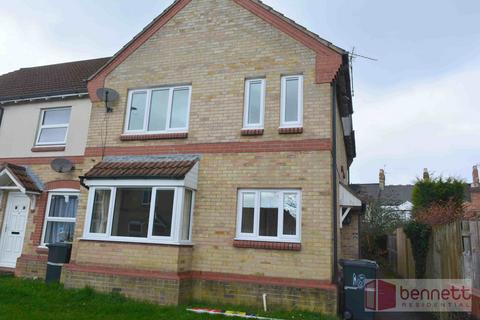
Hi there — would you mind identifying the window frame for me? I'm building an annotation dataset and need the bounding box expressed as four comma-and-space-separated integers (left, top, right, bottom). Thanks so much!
83, 185, 195, 245
280, 75, 304, 128
243, 78, 266, 129
124, 85, 192, 135
235, 189, 302, 243
40, 189, 79, 247
35, 107, 71, 146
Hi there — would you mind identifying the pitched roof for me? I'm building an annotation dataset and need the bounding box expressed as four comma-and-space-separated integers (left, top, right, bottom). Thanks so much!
0, 163, 42, 193
0, 57, 110, 103
88, 0, 347, 101
350, 183, 414, 207
83, 155, 199, 180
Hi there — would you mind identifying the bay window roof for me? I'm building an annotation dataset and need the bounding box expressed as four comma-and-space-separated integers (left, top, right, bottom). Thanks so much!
81, 155, 199, 180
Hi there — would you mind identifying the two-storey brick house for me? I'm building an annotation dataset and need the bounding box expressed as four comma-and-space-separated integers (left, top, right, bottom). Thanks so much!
0, 58, 108, 273
2, 0, 362, 313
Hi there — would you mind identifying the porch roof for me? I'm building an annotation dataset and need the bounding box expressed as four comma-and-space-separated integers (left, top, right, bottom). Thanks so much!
82, 155, 199, 180
0, 163, 42, 193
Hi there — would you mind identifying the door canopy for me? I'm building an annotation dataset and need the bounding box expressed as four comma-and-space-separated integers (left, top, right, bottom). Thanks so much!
0, 163, 42, 194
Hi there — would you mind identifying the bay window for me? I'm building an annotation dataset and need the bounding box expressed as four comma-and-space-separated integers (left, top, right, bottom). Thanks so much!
125, 85, 191, 134
83, 185, 194, 244
236, 189, 301, 242
280, 75, 303, 128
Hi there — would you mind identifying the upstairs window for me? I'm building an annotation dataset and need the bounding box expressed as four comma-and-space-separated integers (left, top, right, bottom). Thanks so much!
36, 107, 71, 145
280, 75, 303, 128
243, 79, 265, 129
236, 189, 301, 243
125, 86, 191, 134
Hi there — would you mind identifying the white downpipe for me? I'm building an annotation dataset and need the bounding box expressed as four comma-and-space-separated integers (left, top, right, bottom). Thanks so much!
262, 293, 268, 312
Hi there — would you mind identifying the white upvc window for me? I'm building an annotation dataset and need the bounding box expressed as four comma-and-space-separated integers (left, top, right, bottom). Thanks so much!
236, 189, 301, 243
41, 190, 79, 246
124, 85, 192, 134
280, 75, 303, 128
83, 185, 194, 245
36, 107, 71, 145
243, 78, 265, 129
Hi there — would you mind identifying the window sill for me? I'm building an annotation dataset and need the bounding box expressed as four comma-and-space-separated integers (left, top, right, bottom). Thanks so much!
120, 132, 188, 141
233, 239, 301, 251
278, 127, 303, 134
36, 246, 49, 254
79, 237, 194, 247
31, 146, 66, 152
241, 128, 264, 136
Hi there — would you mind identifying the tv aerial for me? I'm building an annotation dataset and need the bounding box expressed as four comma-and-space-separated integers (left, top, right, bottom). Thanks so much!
96, 88, 119, 113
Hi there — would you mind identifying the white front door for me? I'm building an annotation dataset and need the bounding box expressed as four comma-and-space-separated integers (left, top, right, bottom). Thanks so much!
0, 193, 30, 268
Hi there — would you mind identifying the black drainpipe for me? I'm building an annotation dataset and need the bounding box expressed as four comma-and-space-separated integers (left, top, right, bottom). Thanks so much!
331, 79, 338, 284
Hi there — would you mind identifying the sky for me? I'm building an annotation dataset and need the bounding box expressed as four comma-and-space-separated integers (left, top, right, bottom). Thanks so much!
0, 0, 479, 185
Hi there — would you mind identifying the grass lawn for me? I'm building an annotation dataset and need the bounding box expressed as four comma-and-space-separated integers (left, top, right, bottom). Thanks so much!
0, 276, 337, 320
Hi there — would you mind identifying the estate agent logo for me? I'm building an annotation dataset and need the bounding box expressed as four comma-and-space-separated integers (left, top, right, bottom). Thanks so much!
365, 279, 472, 312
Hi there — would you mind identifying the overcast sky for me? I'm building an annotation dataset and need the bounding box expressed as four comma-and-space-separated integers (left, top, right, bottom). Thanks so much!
0, 0, 479, 185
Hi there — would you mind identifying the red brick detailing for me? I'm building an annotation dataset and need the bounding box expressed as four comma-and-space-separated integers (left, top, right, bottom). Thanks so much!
30, 192, 48, 246
35, 247, 49, 255
17, 254, 48, 263
233, 240, 301, 251
31, 146, 66, 152
64, 262, 336, 290
120, 132, 188, 141
233, 0, 343, 84
88, 0, 193, 102
85, 139, 331, 157
0, 156, 84, 165
240, 129, 264, 136
190, 271, 336, 291
278, 127, 303, 134
44, 180, 81, 190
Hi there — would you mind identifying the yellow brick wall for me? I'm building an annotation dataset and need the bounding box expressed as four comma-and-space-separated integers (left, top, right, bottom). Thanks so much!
87, 0, 331, 149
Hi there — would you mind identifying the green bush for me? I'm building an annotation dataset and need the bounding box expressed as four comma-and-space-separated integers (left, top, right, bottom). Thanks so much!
404, 220, 431, 278
412, 177, 466, 211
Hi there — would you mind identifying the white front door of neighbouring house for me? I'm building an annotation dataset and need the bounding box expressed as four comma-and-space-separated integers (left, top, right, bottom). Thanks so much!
0, 193, 30, 268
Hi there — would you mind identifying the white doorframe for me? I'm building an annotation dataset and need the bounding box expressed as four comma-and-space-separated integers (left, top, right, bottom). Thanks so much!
0, 192, 30, 268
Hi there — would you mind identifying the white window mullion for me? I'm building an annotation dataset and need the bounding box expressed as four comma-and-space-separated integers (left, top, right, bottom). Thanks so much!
143, 90, 153, 132
165, 88, 174, 131
106, 187, 116, 237
253, 191, 260, 237
147, 187, 157, 239
277, 191, 284, 239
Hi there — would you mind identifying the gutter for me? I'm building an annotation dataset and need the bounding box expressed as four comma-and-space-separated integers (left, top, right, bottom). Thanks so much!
0, 92, 88, 105
331, 79, 338, 284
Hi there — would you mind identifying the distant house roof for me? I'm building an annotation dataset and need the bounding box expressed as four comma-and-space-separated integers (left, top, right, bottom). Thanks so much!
82, 155, 199, 180
0, 57, 110, 103
350, 183, 414, 207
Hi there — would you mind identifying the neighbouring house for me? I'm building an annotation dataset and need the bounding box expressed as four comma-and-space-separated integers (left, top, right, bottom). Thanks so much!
0, 58, 108, 273
351, 169, 414, 221
0, 0, 363, 313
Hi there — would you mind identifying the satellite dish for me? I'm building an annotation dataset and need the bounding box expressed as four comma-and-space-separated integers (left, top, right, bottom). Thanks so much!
50, 158, 75, 173
96, 88, 119, 113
